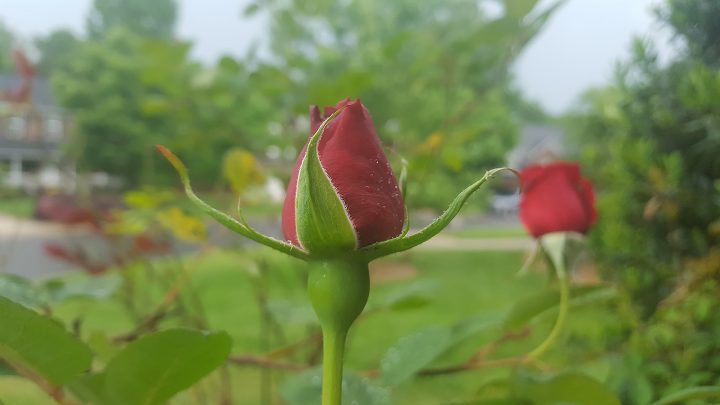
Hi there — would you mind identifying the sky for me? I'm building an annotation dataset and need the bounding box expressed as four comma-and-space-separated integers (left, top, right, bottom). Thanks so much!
0, 0, 674, 114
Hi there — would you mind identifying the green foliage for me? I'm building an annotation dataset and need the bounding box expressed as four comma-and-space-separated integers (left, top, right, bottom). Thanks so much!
0, 297, 93, 386
0, 294, 232, 404
71, 330, 232, 405
86, 0, 177, 40
34, 30, 80, 74
502, 285, 615, 331
53, 28, 194, 183
637, 280, 720, 400
223, 148, 266, 196
0, 275, 45, 309
570, 33, 720, 315
380, 325, 454, 386
511, 372, 621, 405
651, 386, 720, 405
0, 20, 14, 72
658, 0, 720, 66
247, 0, 557, 209
45, 0, 556, 205
568, 0, 720, 400
281, 369, 391, 405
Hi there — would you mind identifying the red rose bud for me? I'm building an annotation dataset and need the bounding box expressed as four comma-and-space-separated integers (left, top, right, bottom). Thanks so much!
519, 161, 597, 238
282, 99, 405, 254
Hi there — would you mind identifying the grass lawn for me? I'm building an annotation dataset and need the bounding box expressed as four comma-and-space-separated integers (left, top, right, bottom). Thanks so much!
0, 196, 34, 218
448, 226, 527, 239
0, 248, 617, 404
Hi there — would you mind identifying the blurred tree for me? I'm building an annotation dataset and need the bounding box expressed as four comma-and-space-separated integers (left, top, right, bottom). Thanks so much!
34, 29, 80, 75
0, 20, 15, 72
53, 28, 193, 184
248, 0, 560, 209
569, 0, 720, 398
87, 0, 177, 40
135, 53, 298, 185
55, 0, 559, 199
52, 29, 286, 187
659, 0, 720, 66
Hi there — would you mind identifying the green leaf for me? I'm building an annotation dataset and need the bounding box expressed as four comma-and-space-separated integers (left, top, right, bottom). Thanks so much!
503, 291, 558, 331
651, 386, 720, 405
43, 274, 121, 303
295, 110, 358, 254
102, 329, 232, 405
266, 299, 317, 326
380, 314, 502, 386
453, 313, 504, 341
223, 148, 265, 195
0, 296, 92, 385
504, 0, 539, 19
0, 274, 46, 309
0, 360, 17, 376
373, 280, 436, 311
502, 286, 614, 331
281, 368, 390, 405
380, 325, 453, 386
68, 373, 109, 405
514, 372, 621, 405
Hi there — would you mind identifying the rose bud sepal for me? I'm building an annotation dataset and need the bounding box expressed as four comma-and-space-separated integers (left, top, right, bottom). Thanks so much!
293, 109, 359, 258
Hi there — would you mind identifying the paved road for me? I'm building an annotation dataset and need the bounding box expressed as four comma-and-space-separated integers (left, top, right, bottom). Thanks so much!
0, 214, 532, 279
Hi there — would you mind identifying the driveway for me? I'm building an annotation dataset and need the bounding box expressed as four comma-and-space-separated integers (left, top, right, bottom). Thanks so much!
0, 214, 533, 279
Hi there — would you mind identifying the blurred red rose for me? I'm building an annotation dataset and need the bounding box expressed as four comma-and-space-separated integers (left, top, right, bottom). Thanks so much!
519, 162, 597, 238
282, 98, 405, 249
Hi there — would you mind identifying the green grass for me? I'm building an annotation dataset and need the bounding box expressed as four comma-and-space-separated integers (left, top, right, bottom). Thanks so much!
448, 226, 528, 238
0, 248, 616, 404
0, 197, 34, 218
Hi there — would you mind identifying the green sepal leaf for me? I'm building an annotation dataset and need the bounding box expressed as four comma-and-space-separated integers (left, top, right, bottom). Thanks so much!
156, 145, 309, 260
360, 168, 517, 261
0, 296, 92, 386
295, 109, 358, 255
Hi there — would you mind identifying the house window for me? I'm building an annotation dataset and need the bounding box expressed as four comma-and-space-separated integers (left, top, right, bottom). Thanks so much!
8, 116, 26, 139
45, 117, 64, 141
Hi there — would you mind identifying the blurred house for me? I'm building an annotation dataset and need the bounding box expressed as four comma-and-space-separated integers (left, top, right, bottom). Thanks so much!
490, 124, 566, 216
508, 124, 566, 169
0, 50, 74, 193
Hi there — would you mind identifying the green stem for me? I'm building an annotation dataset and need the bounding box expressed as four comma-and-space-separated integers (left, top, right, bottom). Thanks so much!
527, 270, 569, 359
307, 260, 370, 405
321, 328, 347, 405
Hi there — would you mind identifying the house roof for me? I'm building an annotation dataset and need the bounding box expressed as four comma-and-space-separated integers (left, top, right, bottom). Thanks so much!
0, 74, 56, 106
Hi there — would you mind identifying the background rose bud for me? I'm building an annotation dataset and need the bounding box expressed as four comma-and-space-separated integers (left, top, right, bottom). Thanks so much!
282, 99, 405, 253
519, 161, 597, 238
